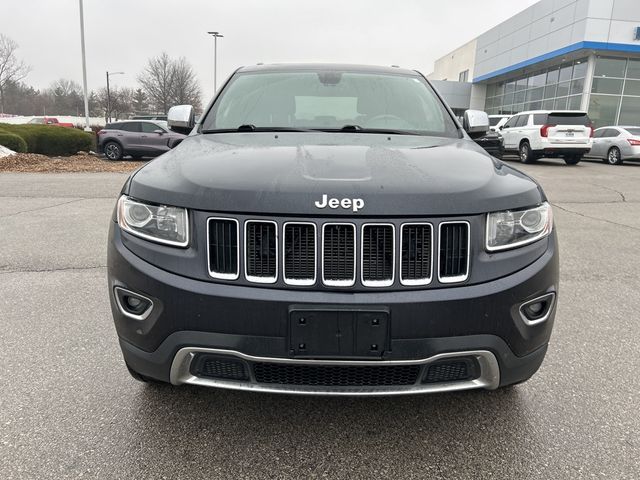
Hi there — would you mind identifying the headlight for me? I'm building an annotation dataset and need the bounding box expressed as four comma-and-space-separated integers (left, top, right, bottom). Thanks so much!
117, 195, 189, 247
486, 202, 552, 251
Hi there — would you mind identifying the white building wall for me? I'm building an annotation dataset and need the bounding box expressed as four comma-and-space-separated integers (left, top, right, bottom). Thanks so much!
427, 39, 477, 81
474, 0, 640, 81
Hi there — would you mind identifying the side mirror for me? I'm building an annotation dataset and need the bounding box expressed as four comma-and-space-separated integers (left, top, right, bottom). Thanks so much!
167, 105, 195, 135
499, 125, 504, 130
463, 110, 490, 138
153, 129, 164, 135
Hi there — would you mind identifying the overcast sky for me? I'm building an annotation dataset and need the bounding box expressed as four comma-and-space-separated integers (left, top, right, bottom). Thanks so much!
2, 0, 539, 102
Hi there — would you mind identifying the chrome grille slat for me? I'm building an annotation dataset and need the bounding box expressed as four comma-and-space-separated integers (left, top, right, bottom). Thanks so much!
438, 221, 470, 283
283, 222, 316, 285
207, 218, 239, 280
400, 223, 433, 285
361, 224, 394, 287
322, 223, 356, 287
245, 220, 278, 283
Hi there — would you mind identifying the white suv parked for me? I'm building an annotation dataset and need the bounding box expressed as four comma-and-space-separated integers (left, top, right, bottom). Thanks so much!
489, 115, 511, 132
500, 110, 593, 165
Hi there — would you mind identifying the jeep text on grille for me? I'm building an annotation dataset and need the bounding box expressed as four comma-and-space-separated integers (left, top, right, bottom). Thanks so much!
108, 64, 559, 395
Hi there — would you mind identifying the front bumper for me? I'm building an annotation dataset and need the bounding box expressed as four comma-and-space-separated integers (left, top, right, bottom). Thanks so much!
108, 225, 559, 395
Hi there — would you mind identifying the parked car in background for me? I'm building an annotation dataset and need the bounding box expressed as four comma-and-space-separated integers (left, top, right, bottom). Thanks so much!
97, 120, 185, 160
131, 115, 168, 121
585, 126, 640, 165
500, 110, 593, 165
28, 117, 74, 128
473, 129, 504, 158
489, 114, 510, 132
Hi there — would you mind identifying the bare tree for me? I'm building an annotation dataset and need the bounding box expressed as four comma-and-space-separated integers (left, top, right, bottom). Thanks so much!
0, 34, 31, 114
96, 86, 134, 121
50, 78, 82, 97
138, 52, 175, 114
48, 78, 84, 115
170, 57, 202, 108
138, 52, 202, 114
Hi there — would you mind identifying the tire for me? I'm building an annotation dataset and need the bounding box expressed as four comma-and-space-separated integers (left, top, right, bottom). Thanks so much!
104, 141, 123, 160
519, 141, 536, 164
564, 155, 582, 165
606, 147, 623, 165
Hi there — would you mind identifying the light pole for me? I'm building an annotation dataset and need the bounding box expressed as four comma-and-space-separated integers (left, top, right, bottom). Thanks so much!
207, 31, 223, 93
78, 0, 91, 132
106, 71, 124, 123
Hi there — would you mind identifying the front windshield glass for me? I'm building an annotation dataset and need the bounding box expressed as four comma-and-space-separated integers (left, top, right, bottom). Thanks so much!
202, 70, 459, 137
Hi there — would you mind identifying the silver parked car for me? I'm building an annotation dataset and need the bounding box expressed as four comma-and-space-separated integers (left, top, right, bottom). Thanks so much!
586, 126, 640, 165
97, 120, 186, 160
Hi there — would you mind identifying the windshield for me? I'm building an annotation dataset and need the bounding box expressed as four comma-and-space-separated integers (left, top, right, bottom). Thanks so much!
546, 113, 591, 126
201, 70, 459, 137
489, 117, 503, 127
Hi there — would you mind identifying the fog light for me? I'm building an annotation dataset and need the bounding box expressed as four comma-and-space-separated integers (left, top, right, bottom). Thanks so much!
124, 295, 149, 314
519, 293, 555, 326
525, 302, 544, 316
114, 287, 154, 320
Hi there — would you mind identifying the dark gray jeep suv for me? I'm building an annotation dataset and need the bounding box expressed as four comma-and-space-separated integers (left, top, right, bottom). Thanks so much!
108, 64, 558, 395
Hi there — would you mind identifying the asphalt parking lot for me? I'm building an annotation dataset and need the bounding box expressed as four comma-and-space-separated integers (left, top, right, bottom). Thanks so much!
1, 158, 639, 479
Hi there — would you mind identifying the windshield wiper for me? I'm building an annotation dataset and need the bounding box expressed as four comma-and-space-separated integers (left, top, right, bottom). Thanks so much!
201, 126, 320, 134
201, 125, 421, 135
334, 125, 420, 135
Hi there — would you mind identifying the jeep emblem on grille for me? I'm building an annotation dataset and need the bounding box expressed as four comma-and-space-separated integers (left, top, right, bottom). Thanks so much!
314, 194, 364, 212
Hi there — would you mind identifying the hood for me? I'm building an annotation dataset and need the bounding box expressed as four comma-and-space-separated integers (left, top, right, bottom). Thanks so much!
127, 132, 543, 216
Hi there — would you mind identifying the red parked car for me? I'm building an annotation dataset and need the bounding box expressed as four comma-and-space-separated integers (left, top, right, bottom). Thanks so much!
28, 117, 75, 128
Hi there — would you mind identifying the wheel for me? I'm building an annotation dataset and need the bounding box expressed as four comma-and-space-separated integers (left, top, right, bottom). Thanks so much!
519, 141, 536, 164
564, 155, 582, 165
606, 147, 623, 165
104, 141, 123, 160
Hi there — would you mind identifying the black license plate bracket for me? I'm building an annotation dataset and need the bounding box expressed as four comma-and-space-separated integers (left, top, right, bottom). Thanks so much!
288, 307, 390, 358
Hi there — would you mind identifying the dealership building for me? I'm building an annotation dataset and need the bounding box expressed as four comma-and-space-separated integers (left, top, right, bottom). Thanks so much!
428, 0, 640, 127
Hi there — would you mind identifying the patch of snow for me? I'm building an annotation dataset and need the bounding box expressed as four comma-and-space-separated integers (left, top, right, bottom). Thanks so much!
0, 115, 106, 127
0, 145, 16, 158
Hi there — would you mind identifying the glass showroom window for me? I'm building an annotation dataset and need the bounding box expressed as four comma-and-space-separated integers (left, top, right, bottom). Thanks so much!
589, 57, 640, 127
484, 58, 588, 115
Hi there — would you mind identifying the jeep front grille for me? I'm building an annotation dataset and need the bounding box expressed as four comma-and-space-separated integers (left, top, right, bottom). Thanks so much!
206, 217, 470, 288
